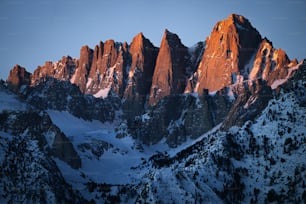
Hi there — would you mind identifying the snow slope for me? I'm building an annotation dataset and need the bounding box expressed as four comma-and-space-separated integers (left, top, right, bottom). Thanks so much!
45, 83, 306, 203
0, 89, 27, 112
46, 110, 207, 201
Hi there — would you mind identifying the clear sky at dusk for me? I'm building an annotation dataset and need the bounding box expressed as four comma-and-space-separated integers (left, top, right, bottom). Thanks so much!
0, 0, 305, 79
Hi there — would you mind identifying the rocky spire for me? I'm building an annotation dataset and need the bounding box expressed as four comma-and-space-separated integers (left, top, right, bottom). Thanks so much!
122, 32, 158, 117
249, 38, 291, 85
70, 45, 93, 92
149, 29, 189, 106
124, 33, 158, 98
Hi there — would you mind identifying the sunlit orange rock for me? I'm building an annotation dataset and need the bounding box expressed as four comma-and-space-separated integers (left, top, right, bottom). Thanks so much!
7, 64, 32, 91
195, 14, 261, 93
149, 29, 189, 105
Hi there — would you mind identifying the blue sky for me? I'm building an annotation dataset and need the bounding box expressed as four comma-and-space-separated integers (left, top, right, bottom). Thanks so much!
0, 0, 305, 79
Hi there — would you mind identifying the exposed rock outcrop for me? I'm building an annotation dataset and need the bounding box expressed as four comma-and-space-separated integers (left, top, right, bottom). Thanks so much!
7, 14, 295, 106
52, 130, 81, 169
0, 110, 81, 169
221, 79, 272, 130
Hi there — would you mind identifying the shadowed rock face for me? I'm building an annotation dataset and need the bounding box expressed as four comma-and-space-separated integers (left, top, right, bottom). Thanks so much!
85, 41, 104, 94
52, 130, 82, 169
130, 92, 233, 146
149, 29, 190, 106
184, 41, 205, 94
221, 79, 273, 130
195, 14, 262, 93
24, 77, 119, 122
0, 110, 81, 169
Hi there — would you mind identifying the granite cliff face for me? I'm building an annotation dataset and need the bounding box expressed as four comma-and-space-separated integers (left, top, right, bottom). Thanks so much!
195, 14, 262, 93
221, 79, 272, 130
148, 29, 190, 106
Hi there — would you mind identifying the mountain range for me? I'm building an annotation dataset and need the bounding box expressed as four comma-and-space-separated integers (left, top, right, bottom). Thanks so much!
0, 13, 305, 203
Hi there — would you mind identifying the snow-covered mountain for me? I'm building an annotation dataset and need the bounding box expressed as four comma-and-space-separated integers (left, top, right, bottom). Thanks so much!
1, 13, 306, 203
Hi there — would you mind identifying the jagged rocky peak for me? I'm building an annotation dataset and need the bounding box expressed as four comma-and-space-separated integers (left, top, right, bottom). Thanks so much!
86, 39, 128, 96
86, 40, 109, 94
7, 64, 32, 91
163, 29, 183, 45
130, 32, 145, 53
249, 38, 291, 85
32, 61, 54, 85
149, 29, 189, 106
110, 40, 129, 97
31, 55, 77, 86
195, 13, 262, 94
